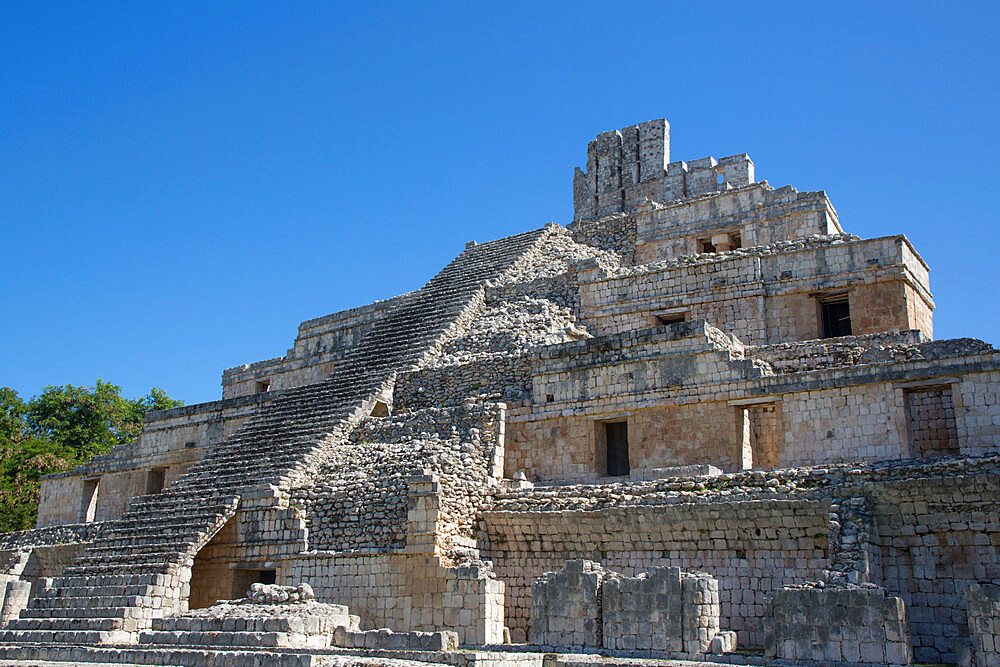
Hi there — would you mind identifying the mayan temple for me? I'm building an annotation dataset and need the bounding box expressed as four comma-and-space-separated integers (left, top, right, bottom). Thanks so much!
2, 119, 999, 667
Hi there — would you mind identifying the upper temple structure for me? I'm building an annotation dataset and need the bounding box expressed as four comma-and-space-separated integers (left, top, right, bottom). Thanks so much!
1, 119, 998, 667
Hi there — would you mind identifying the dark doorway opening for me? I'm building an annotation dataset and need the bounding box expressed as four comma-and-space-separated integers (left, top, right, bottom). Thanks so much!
820, 298, 852, 338
605, 422, 630, 477
146, 467, 167, 495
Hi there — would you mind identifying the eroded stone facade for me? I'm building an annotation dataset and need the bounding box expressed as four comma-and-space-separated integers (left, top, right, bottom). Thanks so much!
0, 118, 998, 666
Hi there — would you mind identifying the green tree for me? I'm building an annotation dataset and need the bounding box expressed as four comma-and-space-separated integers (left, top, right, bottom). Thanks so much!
0, 387, 27, 443
24, 380, 182, 461
0, 382, 183, 532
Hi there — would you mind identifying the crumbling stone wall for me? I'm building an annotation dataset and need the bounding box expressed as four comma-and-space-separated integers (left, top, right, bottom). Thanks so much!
529, 559, 606, 649
966, 583, 1000, 667
602, 566, 722, 654
284, 552, 503, 645
396, 356, 533, 411
632, 184, 839, 263
766, 584, 912, 665
567, 213, 636, 263
291, 403, 504, 553
873, 470, 1000, 663
484, 496, 829, 647
529, 560, 733, 655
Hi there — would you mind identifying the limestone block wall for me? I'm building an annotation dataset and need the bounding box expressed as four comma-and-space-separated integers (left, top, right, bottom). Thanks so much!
289, 403, 504, 553
36, 393, 265, 527
633, 184, 840, 264
955, 370, 1000, 456
779, 382, 908, 466
579, 235, 932, 344
905, 386, 959, 456
529, 322, 761, 409
504, 329, 1000, 481
766, 585, 912, 665
482, 498, 829, 648
602, 566, 722, 654
504, 402, 741, 483
221, 294, 406, 399
529, 559, 605, 649
966, 583, 1000, 667
872, 472, 1000, 663
284, 552, 504, 645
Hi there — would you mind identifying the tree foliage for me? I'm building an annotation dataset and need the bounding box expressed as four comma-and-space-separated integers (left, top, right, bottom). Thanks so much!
0, 381, 182, 532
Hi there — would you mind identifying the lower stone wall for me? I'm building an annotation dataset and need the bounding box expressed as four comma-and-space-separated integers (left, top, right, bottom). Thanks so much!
530, 559, 604, 649
766, 584, 911, 665
603, 566, 723, 654
966, 583, 1000, 667
482, 498, 829, 647
283, 551, 504, 646
873, 472, 1000, 663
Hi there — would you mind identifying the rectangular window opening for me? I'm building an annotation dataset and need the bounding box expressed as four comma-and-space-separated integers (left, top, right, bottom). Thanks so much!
146, 467, 167, 495
604, 421, 630, 477
656, 312, 687, 326
819, 296, 852, 338
255, 380, 271, 394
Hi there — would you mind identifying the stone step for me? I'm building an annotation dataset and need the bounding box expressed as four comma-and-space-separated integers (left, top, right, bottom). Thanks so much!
6, 617, 125, 632
0, 643, 316, 667
137, 630, 330, 649
150, 609, 354, 633
0, 227, 547, 640
36, 586, 154, 599
0, 629, 136, 645
24, 595, 147, 611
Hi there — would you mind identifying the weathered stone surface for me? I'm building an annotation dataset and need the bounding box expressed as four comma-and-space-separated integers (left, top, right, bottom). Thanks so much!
1, 117, 997, 666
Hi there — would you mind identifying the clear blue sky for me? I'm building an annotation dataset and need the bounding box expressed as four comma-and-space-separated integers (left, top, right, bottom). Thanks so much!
2, 2, 998, 406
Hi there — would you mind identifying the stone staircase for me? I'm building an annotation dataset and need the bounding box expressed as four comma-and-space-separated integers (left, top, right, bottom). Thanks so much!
0, 226, 556, 646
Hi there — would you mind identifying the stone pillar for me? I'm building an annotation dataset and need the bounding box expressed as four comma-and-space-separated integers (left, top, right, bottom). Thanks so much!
965, 583, 1000, 667
0, 579, 31, 626
444, 564, 505, 646
681, 571, 722, 654
405, 472, 441, 557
